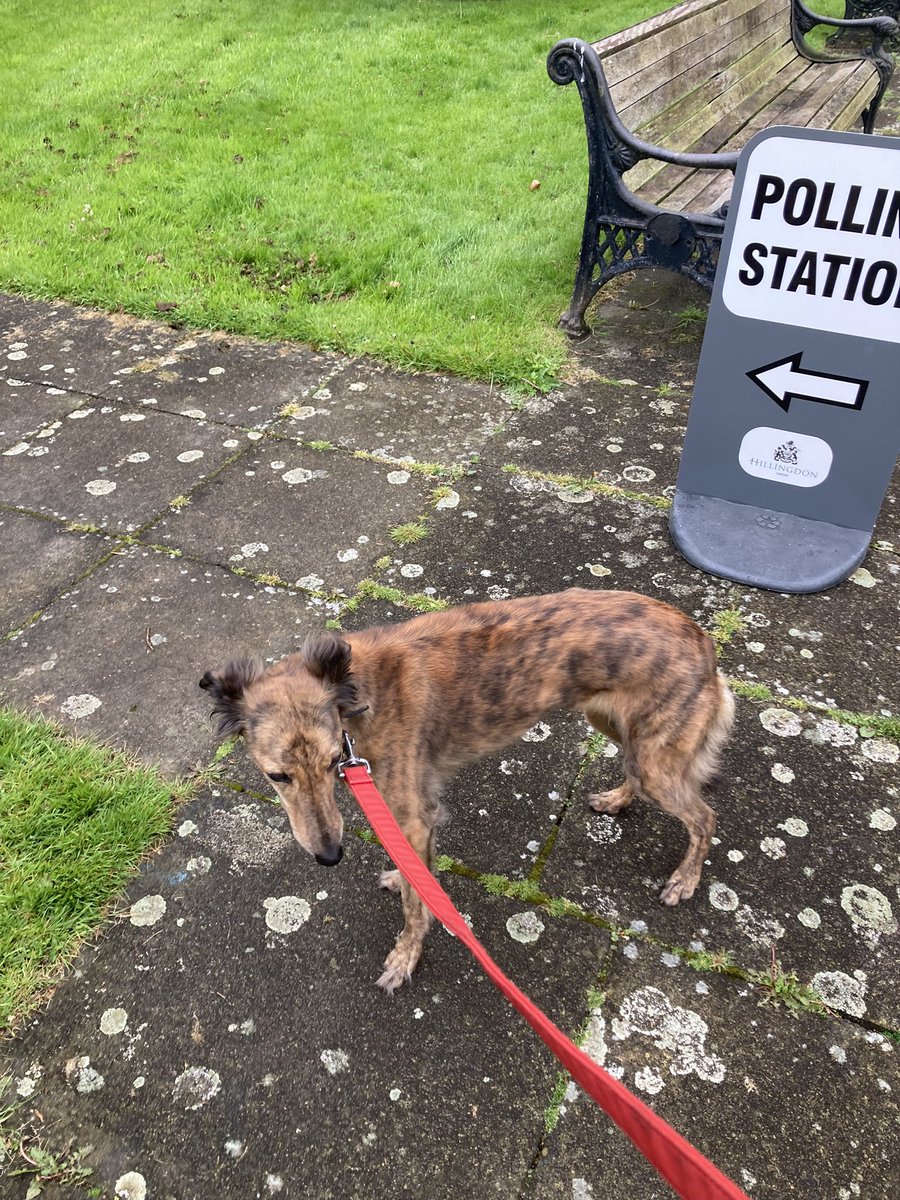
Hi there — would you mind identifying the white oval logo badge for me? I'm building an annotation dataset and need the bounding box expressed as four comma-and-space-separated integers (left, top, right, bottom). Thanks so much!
738, 427, 832, 488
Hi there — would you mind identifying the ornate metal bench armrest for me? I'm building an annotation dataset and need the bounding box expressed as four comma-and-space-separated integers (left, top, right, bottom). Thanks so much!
626, 134, 740, 173
548, 39, 740, 175
793, 0, 898, 46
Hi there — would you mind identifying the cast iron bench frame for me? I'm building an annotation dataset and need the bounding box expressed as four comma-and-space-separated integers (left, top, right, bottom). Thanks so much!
548, 0, 898, 335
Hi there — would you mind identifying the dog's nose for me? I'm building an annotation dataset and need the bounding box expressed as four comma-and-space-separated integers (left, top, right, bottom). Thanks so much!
314, 845, 343, 867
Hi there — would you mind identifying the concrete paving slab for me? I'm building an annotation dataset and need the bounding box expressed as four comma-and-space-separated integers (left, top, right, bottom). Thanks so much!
540, 697, 900, 1026
0, 547, 334, 773
151, 443, 439, 593
0, 402, 253, 535
1, 293, 338, 427
714, 546, 900, 713
528, 947, 899, 1200
489, 263, 877, 508
276, 356, 507, 462
483, 381, 690, 490
398, 467, 899, 713
0, 510, 112, 636
380, 467, 697, 607
1, 786, 608, 1200
0, 377, 91, 448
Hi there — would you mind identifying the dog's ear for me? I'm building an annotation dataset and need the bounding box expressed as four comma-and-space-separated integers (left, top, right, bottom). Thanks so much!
199, 658, 264, 738
301, 632, 360, 716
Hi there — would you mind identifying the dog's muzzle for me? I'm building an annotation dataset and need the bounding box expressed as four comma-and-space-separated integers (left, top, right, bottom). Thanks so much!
314, 845, 344, 867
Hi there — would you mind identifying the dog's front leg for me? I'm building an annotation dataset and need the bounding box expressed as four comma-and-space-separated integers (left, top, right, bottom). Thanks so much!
378, 816, 435, 994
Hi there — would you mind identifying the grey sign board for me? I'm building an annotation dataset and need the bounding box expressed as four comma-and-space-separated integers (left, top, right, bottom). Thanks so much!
670, 126, 900, 593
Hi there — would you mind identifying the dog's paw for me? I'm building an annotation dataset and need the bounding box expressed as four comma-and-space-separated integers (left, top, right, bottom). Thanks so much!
379, 869, 402, 893
588, 784, 633, 815
376, 939, 422, 994
376, 961, 412, 995
658, 871, 697, 906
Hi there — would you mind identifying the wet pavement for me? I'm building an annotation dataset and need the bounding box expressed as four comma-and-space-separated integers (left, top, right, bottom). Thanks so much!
0, 275, 897, 1200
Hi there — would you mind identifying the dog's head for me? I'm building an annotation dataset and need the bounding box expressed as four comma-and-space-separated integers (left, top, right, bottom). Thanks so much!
199, 633, 361, 866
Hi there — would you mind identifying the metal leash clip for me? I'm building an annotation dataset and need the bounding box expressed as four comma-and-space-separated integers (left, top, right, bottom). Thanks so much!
337, 729, 371, 778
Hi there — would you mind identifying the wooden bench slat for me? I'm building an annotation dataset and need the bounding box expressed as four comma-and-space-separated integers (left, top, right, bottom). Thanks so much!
596, 0, 772, 76
677, 62, 879, 212
618, 17, 790, 132
642, 62, 827, 210
622, 27, 795, 148
720, 58, 869, 147
633, 54, 816, 203
653, 58, 873, 212
625, 50, 807, 196
606, 0, 788, 118
811, 62, 880, 130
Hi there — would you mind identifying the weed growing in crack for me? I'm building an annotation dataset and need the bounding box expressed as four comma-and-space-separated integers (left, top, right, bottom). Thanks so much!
674, 304, 708, 339
709, 607, 746, 652
390, 519, 428, 546
500, 464, 671, 511
0, 1081, 95, 1197
727, 678, 900, 741
682, 947, 738, 973
352, 450, 460, 479
750, 949, 828, 1017
353, 579, 447, 613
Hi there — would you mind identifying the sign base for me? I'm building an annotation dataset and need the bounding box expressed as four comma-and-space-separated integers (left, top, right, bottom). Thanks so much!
669, 491, 869, 593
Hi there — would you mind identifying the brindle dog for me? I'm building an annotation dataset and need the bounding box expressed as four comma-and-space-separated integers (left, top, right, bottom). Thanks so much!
200, 588, 734, 993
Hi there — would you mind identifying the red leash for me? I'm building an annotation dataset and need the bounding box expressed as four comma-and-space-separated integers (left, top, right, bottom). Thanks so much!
341, 760, 750, 1200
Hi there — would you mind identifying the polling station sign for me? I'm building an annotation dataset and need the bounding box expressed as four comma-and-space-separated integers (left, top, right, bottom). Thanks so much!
671, 126, 900, 593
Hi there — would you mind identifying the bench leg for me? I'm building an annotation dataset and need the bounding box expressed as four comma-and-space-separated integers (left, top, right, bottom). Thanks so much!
559, 217, 602, 337
560, 286, 596, 338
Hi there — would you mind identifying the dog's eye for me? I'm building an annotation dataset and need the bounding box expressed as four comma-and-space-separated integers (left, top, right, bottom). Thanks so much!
267, 771, 291, 784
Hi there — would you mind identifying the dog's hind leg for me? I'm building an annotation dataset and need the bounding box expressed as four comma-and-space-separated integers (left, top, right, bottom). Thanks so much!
583, 703, 636, 816
630, 679, 732, 905
588, 782, 635, 815
639, 755, 716, 906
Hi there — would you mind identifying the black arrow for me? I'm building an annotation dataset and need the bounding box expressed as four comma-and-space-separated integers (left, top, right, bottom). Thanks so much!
747, 353, 868, 413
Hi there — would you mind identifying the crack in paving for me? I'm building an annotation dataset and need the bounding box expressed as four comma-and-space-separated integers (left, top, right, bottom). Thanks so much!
427, 856, 899, 1038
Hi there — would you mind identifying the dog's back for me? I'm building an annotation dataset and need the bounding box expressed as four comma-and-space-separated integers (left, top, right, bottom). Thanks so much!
345, 587, 723, 773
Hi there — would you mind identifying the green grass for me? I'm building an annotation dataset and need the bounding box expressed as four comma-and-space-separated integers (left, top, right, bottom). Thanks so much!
0, 707, 188, 1033
390, 517, 429, 545
0, 0, 661, 390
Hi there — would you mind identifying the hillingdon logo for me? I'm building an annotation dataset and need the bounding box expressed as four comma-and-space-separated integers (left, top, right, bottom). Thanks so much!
773, 440, 799, 466
739, 427, 833, 488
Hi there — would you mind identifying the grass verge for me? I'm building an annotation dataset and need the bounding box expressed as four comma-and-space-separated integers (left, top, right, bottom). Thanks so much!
0, 706, 189, 1034
0, 0, 663, 390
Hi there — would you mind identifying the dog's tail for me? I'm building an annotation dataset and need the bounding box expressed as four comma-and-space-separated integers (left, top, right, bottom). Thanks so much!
695, 671, 736, 789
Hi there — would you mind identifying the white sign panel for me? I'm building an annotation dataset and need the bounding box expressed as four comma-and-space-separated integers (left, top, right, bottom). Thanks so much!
738, 426, 833, 488
722, 135, 900, 343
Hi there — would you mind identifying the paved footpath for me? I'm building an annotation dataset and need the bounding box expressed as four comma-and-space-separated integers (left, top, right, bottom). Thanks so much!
0, 277, 898, 1200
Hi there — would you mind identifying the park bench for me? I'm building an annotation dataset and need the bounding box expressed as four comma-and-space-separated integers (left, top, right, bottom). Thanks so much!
547, 0, 898, 335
